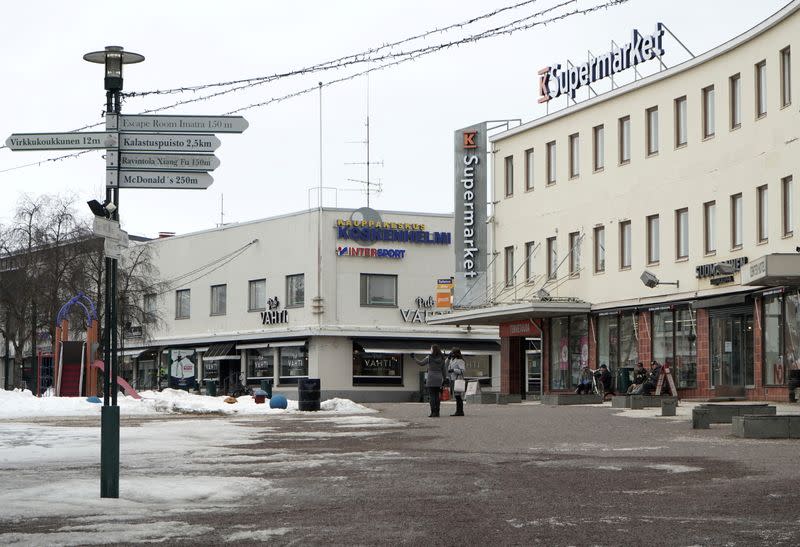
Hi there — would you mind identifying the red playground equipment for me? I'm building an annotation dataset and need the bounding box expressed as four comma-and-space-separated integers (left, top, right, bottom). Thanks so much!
53, 293, 140, 399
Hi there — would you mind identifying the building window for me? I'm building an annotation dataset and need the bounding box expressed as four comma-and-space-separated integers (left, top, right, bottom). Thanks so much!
763, 293, 783, 385
675, 208, 689, 260
646, 106, 658, 156
731, 193, 743, 249
143, 293, 156, 323
549, 315, 588, 391
524, 241, 536, 282
704, 201, 716, 255
547, 236, 557, 280
504, 155, 514, 197
210, 284, 227, 316
246, 349, 274, 380
781, 46, 791, 107
360, 273, 397, 306
248, 279, 266, 311
674, 308, 698, 388
546, 141, 556, 184
702, 85, 715, 138
524, 148, 534, 190
594, 226, 605, 273
646, 214, 660, 264
504, 246, 515, 287
279, 347, 308, 384
783, 175, 794, 236
757, 185, 769, 243
675, 96, 687, 147
756, 60, 767, 118
569, 232, 580, 277
618, 116, 630, 164
619, 220, 631, 269
652, 309, 674, 372
569, 133, 580, 178
593, 125, 604, 171
730, 73, 741, 129
175, 289, 190, 319
286, 273, 305, 307
353, 350, 403, 386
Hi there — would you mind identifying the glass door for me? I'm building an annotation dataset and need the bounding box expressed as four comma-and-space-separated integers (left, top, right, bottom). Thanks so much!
710, 313, 754, 388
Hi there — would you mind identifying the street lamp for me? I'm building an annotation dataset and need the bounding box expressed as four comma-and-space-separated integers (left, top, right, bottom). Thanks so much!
640, 270, 680, 289
83, 46, 144, 92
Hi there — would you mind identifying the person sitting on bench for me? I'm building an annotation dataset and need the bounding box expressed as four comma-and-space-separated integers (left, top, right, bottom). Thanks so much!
594, 364, 614, 398
627, 362, 647, 394
575, 365, 594, 394
633, 360, 662, 395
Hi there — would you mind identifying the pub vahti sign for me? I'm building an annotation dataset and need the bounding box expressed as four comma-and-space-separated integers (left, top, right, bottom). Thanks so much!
538, 23, 666, 103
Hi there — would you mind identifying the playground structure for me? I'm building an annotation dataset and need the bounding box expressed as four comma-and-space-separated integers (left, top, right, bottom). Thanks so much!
52, 293, 140, 399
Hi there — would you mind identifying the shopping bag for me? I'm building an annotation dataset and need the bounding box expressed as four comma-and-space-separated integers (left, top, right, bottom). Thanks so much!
441, 386, 451, 401
454, 378, 466, 394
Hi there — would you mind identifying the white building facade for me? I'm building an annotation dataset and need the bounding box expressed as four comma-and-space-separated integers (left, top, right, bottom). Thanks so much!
124, 208, 499, 401
438, 2, 800, 401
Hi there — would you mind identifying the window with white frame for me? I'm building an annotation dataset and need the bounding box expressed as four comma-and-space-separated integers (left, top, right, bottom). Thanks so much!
360, 273, 397, 306
620, 221, 631, 269
731, 193, 743, 249
504, 155, 514, 196
730, 73, 741, 129
211, 284, 227, 316
593, 125, 604, 171
569, 133, 580, 178
757, 185, 769, 243
594, 226, 605, 273
676, 208, 689, 260
546, 141, 556, 184
703, 85, 715, 138
524, 241, 535, 282
547, 237, 557, 280
619, 116, 630, 164
646, 107, 658, 156
756, 60, 767, 118
675, 96, 687, 147
647, 215, 660, 264
524, 148, 534, 190
781, 46, 791, 107
175, 289, 190, 319
504, 246, 515, 287
248, 279, 266, 311
783, 175, 793, 236
704, 201, 716, 254
286, 273, 305, 307
569, 232, 580, 277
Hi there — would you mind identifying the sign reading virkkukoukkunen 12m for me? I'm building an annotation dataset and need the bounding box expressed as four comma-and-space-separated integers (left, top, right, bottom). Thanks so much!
453, 123, 488, 308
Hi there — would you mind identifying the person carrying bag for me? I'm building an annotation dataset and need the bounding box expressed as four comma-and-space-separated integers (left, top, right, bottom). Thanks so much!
447, 348, 467, 417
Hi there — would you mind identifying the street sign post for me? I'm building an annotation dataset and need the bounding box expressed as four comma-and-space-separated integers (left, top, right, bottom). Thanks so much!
111, 170, 214, 189
117, 133, 221, 152
5, 131, 118, 150
116, 114, 248, 133
111, 152, 220, 172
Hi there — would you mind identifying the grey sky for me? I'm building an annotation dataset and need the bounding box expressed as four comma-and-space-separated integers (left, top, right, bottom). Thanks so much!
0, 0, 790, 237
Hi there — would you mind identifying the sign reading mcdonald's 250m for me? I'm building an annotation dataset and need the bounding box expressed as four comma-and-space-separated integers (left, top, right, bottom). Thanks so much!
538, 23, 666, 103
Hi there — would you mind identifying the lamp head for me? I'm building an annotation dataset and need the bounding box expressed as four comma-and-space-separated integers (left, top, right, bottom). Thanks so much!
87, 199, 116, 218
640, 270, 659, 288
83, 45, 144, 92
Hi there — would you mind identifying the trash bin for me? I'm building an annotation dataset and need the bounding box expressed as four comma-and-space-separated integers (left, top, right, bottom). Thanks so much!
260, 379, 273, 399
616, 367, 633, 394
253, 388, 267, 404
298, 378, 321, 411
206, 380, 217, 397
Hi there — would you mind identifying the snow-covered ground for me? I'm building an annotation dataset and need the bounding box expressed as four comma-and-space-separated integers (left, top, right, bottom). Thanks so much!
0, 388, 375, 419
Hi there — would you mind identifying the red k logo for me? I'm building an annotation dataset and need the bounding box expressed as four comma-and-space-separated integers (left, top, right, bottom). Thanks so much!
538, 66, 552, 104
463, 131, 477, 149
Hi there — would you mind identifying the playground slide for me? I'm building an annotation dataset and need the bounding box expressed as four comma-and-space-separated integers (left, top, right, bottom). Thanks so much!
91, 360, 142, 399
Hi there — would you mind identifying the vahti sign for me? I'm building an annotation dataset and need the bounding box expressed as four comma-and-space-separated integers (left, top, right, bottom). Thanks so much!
538, 23, 666, 103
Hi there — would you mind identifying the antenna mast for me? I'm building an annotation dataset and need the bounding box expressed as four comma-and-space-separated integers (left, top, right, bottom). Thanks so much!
346, 75, 383, 207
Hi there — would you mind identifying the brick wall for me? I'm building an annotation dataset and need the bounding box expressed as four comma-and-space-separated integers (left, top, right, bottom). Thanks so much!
637, 312, 652, 365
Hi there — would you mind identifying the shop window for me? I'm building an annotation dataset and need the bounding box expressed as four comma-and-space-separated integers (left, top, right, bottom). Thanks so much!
704, 201, 716, 255
464, 354, 492, 382
525, 148, 534, 190
764, 294, 784, 385
593, 125, 604, 171
568, 232, 580, 277
549, 317, 570, 390
504, 246, 515, 287
596, 314, 618, 370
618, 116, 630, 164
674, 309, 698, 388
676, 208, 689, 260
730, 73, 741, 129
782, 176, 793, 236
731, 193, 743, 249
210, 284, 227, 316
646, 106, 658, 156
286, 273, 305, 307
652, 310, 674, 368
675, 96, 687, 147
360, 273, 397, 307
569, 316, 589, 388
594, 226, 605, 273
247, 349, 274, 380
781, 46, 791, 108
546, 141, 557, 184
702, 85, 715, 139
756, 60, 767, 118
646, 215, 659, 265
524, 241, 536, 282
175, 289, 190, 319
504, 155, 514, 197
547, 236, 557, 280
619, 312, 638, 367
757, 185, 768, 243
619, 220, 631, 270
783, 292, 800, 382
353, 350, 402, 386
279, 347, 308, 384
569, 133, 580, 178
248, 279, 266, 311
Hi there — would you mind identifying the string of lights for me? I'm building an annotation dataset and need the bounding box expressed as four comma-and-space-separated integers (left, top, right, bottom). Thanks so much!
157, 239, 258, 294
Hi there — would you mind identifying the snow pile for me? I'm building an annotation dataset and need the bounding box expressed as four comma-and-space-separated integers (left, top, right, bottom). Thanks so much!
0, 388, 376, 418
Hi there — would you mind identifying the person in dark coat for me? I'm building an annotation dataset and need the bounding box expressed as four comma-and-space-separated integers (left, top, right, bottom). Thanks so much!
634, 360, 662, 395
414, 345, 448, 417
628, 362, 647, 393
594, 364, 614, 399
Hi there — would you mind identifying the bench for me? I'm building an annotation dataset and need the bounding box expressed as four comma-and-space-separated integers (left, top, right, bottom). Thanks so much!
541, 393, 603, 405
732, 415, 800, 438
691, 403, 776, 428
612, 395, 678, 409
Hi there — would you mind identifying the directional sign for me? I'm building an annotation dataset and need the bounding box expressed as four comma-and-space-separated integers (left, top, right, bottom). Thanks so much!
93, 217, 123, 240
5, 131, 118, 151
111, 170, 214, 189
111, 152, 220, 172
117, 114, 248, 134
118, 133, 221, 153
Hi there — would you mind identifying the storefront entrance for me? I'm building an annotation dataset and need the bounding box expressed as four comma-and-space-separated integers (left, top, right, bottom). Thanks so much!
710, 308, 754, 395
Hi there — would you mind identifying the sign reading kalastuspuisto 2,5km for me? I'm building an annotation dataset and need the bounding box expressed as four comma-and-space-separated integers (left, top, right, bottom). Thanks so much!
6, 113, 247, 190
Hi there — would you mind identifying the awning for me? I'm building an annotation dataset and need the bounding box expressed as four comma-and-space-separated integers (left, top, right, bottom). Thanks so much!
741, 253, 800, 287
201, 342, 239, 360
427, 300, 591, 326
354, 338, 499, 355
692, 293, 749, 309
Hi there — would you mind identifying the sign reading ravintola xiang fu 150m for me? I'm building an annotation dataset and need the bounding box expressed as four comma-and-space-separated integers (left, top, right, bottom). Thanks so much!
538, 23, 666, 103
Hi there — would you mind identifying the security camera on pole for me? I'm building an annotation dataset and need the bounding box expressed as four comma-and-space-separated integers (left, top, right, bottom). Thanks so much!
5, 45, 248, 499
